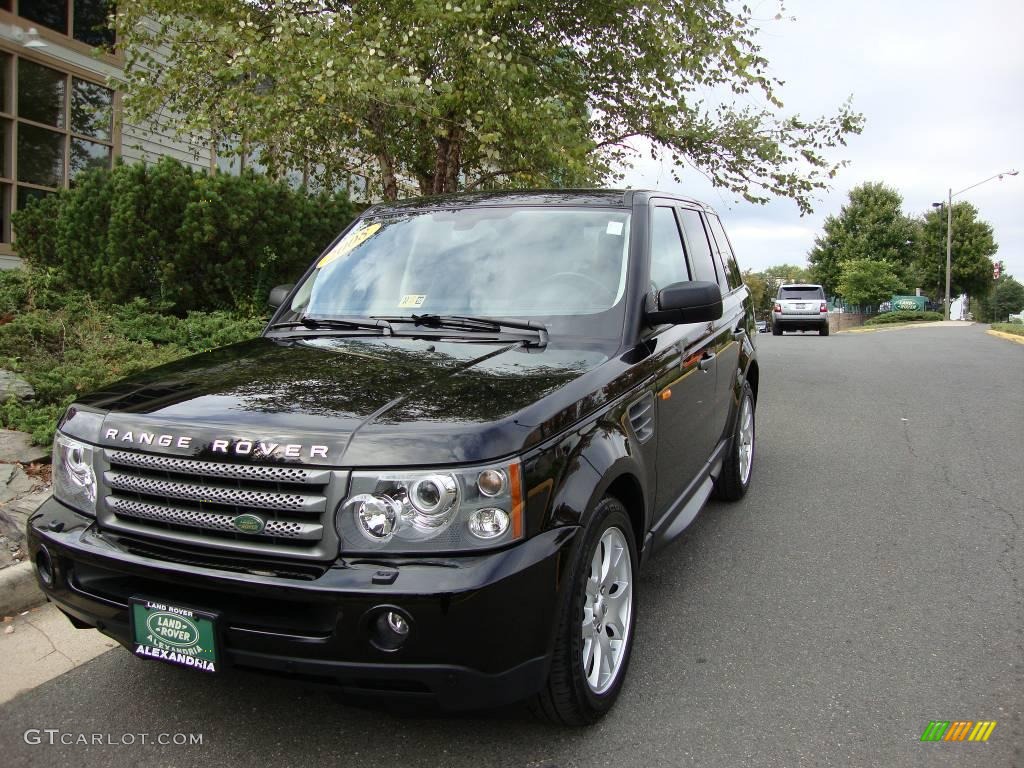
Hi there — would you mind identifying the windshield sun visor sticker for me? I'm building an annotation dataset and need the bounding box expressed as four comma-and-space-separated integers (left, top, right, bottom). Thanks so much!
317, 222, 382, 269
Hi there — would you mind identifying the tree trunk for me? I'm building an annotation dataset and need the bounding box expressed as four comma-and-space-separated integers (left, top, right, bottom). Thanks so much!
444, 128, 462, 193
377, 153, 398, 201
432, 124, 463, 195
367, 105, 398, 201
431, 134, 450, 196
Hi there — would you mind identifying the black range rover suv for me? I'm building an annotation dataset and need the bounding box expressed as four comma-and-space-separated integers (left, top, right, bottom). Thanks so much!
31, 190, 759, 725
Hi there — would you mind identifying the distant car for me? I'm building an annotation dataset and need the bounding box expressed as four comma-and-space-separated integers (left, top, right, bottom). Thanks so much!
772, 283, 829, 336
755, 319, 768, 333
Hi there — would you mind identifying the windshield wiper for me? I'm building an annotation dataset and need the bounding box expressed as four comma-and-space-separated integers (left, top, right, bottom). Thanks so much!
374, 314, 548, 345
268, 316, 391, 334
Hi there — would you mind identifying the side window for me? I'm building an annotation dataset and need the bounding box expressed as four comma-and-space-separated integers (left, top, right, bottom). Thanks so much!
677, 208, 720, 287
705, 214, 743, 290
649, 206, 689, 290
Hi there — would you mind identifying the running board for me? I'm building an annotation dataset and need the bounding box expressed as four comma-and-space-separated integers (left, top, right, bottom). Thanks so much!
661, 476, 714, 542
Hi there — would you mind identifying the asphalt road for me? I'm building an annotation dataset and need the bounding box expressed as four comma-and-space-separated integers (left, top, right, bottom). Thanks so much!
2, 324, 1021, 767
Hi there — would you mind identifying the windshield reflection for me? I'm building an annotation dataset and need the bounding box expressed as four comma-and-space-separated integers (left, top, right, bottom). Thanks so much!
287, 207, 632, 327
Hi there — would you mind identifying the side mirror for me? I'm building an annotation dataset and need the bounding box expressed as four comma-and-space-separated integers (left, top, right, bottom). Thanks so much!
646, 281, 723, 325
268, 284, 294, 309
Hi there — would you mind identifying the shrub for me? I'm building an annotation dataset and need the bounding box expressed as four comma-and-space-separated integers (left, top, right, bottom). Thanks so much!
12, 157, 355, 313
0, 268, 264, 445
863, 310, 944, 326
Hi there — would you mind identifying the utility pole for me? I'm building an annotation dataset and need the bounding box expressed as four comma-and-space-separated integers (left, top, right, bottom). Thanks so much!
944, 188, 952, 321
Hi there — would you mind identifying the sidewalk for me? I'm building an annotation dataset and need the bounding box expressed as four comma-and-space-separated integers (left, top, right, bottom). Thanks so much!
0, 603, 116, 704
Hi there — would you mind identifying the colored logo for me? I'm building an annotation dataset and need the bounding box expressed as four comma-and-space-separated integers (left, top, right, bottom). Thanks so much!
232, 514, 266, 534
920, 721, 996, 742
144, 611, 200, 649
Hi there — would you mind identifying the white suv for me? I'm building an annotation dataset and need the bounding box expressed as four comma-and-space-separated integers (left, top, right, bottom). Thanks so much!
771, 284, 829, 336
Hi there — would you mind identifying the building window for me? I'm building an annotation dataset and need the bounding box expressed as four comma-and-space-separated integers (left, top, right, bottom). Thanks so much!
0, 50, 115, 243
16, 1, 115, 48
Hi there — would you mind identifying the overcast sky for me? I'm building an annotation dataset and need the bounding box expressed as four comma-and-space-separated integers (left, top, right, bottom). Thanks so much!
622, 0, 1024, 283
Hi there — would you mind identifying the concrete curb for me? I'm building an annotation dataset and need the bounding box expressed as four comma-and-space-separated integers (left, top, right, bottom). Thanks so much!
986, 328, 1024, 345
0, 561, 44, 616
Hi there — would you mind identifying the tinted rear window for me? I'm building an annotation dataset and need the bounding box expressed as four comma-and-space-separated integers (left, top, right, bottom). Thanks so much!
779, 286, 824, 300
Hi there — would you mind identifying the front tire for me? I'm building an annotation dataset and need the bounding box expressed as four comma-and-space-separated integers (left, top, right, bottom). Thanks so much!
531, 497, 638, 726
715, 381, 755, 501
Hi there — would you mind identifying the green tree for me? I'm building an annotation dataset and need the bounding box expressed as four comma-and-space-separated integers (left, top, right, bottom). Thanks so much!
807, 182, 918, 295
742, 269, 769, 315
915, 202, 998, 303
983, 275, 1024, 322
835, 258, 905, 309
760, 263, 812, 299
114, 1, 863, 207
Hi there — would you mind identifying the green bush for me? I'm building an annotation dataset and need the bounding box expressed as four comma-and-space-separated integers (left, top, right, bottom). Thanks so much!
991, 322, 1024, 337
0, 269, 264, 445
864, 310, 944, 326
12, 158, 355, 313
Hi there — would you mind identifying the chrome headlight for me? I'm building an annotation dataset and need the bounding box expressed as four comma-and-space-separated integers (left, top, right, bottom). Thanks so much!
338, 461, 523, 552
52, 433, 97, 516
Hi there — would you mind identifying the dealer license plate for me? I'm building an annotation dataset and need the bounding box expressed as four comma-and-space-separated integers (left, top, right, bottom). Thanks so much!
130, 598, 219, 673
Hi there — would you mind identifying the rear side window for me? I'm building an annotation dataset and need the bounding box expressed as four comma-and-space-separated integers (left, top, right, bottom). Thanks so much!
705, 214, 743, 291
677, 208, 720, 286
648, 206, 689, 290
778, 286, 825, 300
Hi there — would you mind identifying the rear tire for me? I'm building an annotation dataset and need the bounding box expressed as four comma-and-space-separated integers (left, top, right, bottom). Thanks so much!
819, 324, 830, 336
531, 497, 638, 726
715, 381, 755, 501
772, 324, 782, 336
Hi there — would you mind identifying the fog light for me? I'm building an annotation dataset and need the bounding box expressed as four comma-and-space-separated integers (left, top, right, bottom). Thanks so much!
386, 611, 409, 636
468, 508, 510, 539
370, 608, 412, 651
35, 545, 54, 588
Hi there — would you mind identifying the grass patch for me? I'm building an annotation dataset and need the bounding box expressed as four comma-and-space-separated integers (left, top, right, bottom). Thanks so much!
0, 269, 265, 445
863, 310, 944, 326
991, 322, 1024, 337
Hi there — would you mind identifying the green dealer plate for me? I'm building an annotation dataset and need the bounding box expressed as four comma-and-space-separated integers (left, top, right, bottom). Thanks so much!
130, 598, 219, 673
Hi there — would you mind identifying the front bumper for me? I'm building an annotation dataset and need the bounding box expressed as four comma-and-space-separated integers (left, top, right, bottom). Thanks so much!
28, 497, 579, 709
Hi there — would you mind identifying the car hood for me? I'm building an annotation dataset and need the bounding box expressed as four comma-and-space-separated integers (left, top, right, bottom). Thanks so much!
72, 335, 614, 466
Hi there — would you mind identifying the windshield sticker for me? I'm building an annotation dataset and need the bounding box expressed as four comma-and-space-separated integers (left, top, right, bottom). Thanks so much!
606, 221, 624, 236
398, 294, 427, 308
317, 223, 382, 269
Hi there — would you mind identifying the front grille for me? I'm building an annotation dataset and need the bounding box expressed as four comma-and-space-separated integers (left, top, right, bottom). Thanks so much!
107, 498, 323, 540
98, 449, 343, 562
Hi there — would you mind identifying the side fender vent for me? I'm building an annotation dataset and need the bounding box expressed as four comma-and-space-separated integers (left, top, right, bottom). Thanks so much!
627, 393, 655, 444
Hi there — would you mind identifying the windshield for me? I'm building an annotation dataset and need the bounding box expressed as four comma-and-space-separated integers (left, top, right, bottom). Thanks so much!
283, 206, 631, 337
778, 286, 824, 300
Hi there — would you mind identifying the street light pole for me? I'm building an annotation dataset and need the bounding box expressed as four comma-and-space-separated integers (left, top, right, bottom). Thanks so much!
944, 187, 952, 320
935, 170, 1018, 322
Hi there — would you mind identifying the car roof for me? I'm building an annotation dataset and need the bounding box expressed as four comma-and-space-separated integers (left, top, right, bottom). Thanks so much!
363, 189, 721, 216
780, 283, 824, 288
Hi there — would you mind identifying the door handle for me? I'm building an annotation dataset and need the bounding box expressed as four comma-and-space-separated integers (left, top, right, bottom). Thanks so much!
698, 351, 716, 372
733, 327, 746, 338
